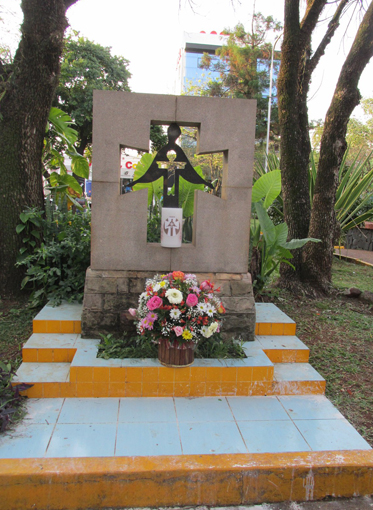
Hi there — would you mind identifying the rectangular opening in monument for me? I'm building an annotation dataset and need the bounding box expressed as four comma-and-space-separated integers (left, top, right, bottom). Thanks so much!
119, 124, 223, 245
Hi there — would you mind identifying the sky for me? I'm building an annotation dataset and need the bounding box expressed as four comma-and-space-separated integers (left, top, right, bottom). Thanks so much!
1, 0, 372, 122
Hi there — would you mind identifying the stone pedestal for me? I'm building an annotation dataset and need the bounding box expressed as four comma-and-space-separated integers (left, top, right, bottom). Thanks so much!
81, 269, 256, 341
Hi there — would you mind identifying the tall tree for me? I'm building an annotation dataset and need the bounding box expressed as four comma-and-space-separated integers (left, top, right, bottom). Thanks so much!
199, 14, 282, 139
304, 1, 373, 291
55, 32, 131, 155
277, 0, 373, 292
0, 0, 78, 297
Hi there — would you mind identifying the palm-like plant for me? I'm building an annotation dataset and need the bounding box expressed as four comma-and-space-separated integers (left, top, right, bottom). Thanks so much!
255, 147, 373, 232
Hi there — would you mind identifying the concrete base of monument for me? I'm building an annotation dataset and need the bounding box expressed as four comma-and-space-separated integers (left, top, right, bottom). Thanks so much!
2, 302, 372, 509
81, 269, 257, 341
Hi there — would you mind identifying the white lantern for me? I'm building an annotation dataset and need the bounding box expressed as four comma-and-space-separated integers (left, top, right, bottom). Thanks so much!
161, 207, 183, 248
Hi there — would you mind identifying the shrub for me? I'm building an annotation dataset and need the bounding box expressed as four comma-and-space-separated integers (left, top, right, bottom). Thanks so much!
16, 202, 91, 307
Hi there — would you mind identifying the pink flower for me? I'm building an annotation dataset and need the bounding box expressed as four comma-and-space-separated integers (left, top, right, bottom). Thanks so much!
186, 293, 198, 307
140, 318, 154, 330
200, 280, 212, 291
128, 308, 137, 317
146, 311, 158, 322
191, 286, 201, 295
173, 326, 184, 337
147, 295, 163, 310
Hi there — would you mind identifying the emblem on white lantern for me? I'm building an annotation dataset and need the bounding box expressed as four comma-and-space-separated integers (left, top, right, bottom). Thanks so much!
161, 207, 183, 248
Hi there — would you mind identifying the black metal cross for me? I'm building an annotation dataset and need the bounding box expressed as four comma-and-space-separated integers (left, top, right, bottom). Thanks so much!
128, 123, 213, 208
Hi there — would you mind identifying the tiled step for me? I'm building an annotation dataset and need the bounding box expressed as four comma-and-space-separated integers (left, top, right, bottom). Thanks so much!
33, 302, 82, 334
255, 302, 296, 336
272, 363, 326, 395
256, 335, 309, 363
22, 334, 98, 363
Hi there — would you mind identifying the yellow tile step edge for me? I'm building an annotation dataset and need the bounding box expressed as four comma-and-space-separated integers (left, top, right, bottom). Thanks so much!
16, 377, 325, 398
22, 342, 308, 364
1, 450, 373, 509
33, 320, 81, 334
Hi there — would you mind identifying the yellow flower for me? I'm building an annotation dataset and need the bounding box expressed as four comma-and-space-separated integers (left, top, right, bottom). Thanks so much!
182, 329, 193, 340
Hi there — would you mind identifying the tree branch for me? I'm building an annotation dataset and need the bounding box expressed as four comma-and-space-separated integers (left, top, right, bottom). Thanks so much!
300, 0, 328, 42
307, 0, 351, 76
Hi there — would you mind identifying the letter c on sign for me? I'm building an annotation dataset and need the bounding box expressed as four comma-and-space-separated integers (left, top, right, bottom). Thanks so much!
125, 161, 132, 169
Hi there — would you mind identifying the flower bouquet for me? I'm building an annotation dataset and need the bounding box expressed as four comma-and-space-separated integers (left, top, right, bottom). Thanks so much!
128, 271, 226, 367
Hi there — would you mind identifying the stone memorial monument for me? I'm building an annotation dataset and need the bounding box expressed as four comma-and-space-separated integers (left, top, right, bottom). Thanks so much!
81, 91, 257, 341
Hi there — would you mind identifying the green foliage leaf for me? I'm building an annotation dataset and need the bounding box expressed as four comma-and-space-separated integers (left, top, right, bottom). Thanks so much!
252, 170, 281, 208
133, 153, 162, 207
254, 201, 276, 245
70, 154, 89, 179
178, 165, 205, 218
16, 224, 25, 234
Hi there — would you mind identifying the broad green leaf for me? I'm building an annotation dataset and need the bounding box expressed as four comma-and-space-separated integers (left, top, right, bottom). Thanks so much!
283, 237, 320, 250
19, 212, 29, 223
178, 165, 205, 217
71, 154, 89, 179
132, 153, 161, 207
254, 201, 276, 245
48, 107, 78, 144
274, 222, 288, 247
252, 170, 281, 208
16, 224, 25, 234
58, 174, 83, 194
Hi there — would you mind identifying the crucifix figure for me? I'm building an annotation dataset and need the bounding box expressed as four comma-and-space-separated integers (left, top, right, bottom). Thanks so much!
128, 123, 214, 207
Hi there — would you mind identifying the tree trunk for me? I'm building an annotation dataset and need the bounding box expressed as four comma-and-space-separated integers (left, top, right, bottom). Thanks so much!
0, 0, 78, 297
277, 0, 325, 289
277, 0, 354, 292
304, 0, 373, 292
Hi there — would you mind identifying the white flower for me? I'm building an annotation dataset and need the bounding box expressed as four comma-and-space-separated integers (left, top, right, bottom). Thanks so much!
208, 322, 219, 334
197, 302, 206, 313
205, 304, 216, 317
201, 325, 213, 338
170, 308, 181, 319
165, 288, 183, 304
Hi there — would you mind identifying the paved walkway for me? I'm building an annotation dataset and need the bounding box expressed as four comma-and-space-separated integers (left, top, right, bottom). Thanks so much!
334, 248, 373, 266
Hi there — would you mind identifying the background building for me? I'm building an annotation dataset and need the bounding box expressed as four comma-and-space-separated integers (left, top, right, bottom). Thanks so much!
175, 31, 226, 94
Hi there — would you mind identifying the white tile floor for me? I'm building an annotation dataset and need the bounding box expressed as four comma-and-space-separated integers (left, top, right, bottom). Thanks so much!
0, 395, 370, 459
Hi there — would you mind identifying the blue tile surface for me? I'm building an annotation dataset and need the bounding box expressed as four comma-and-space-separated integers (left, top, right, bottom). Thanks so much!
118, 397, 176, 422
228, 396, 290, 421
116, 422, 182, 456
24, 398, 64, 424
295, 419, 371, 451
175, 397, 233, 422
279, 395, 345, 420
47, 423, 116, 457
238, 420, 311, 453
274, 363, 325, 382
0, 423, 54, 458
179, 421, 247, 455
58, 398, 119, 424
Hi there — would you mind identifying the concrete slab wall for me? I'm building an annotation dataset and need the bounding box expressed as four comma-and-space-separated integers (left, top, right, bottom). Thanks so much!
91, 91, 256, 274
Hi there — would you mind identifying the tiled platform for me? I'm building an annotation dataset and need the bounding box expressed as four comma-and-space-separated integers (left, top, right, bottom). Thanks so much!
2, 301, 373, 509
14, 302, 324, 398
0, 396, 370, 459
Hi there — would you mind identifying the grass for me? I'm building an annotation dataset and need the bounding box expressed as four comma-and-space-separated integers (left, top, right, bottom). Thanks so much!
262, 258, 373, 446
0, 297, 41, 431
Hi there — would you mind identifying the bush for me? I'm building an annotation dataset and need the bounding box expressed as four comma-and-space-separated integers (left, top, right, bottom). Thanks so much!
16, 201, 91, 307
